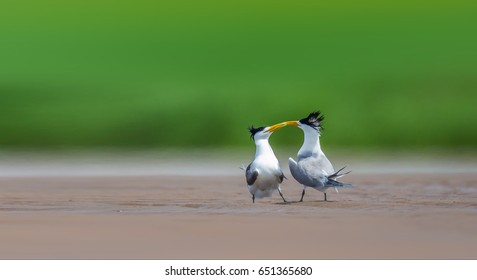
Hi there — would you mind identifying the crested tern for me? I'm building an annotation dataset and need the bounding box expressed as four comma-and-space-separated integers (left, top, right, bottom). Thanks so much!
283, 111, 351, 202
245, 123, 288, 203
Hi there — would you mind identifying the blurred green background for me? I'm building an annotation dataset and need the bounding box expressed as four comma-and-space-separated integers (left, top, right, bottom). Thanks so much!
1, 0, 476, 150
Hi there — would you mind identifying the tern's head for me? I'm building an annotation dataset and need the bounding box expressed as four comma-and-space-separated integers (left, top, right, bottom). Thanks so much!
248, 122, 287, 141
281, 111, 325, 135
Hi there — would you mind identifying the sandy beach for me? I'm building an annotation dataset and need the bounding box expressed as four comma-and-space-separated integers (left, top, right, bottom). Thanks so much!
0, 153, 476, 259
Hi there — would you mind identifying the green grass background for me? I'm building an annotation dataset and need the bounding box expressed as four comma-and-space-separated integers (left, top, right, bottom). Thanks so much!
1, 0, 476, 150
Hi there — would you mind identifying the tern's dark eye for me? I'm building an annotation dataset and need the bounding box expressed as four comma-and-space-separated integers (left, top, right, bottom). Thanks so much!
299, 111, 324, 131
248, 125, 265, 139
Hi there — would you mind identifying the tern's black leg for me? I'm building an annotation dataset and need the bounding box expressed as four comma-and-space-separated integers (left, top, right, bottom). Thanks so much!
278, 189, 287, 203
252, 194, 255, 203
299, 189, 305, 202
324, 193, 327, 201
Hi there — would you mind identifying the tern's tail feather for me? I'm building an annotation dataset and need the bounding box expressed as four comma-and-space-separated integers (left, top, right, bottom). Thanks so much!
328, 166, 351, 180
327, 178, 352, 187
327, 166, 352, 187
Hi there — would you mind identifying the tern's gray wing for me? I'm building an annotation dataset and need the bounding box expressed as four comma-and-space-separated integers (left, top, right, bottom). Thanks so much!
276, 169, 286, 183
318, 155, 334, 176
245, 163, 258, 186
289, 157, 326, 187
298, 152, 334, 175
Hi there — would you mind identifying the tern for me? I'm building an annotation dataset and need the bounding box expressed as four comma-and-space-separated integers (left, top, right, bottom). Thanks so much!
283, 111, 351, 202
244, 123, 288, 203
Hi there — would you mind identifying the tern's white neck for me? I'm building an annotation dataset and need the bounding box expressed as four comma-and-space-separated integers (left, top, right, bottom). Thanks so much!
298, 129, 322, 157
254, 138, 276, 159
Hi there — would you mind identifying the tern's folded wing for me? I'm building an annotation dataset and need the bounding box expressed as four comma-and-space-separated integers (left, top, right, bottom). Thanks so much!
289, 157, 326, 187
245, 164, 259, 186
276, 169, 286, 183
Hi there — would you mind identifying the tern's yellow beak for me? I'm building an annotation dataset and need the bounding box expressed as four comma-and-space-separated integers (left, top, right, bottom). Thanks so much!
283, 121, 300, 127
265, 121, 299, 133
265, 122, 287, 133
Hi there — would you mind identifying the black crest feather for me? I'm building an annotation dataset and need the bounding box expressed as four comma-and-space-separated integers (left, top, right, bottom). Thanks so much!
299, 111, 325, 131
248, 125, 265, 139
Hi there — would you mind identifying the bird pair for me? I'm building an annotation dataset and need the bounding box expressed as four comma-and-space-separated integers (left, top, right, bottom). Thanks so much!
245, 111, 351, 203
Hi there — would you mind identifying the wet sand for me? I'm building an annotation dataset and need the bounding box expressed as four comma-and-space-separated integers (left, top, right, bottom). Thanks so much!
1, 165, 476, 259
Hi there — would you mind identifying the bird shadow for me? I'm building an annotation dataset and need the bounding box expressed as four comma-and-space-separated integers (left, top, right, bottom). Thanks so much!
273, 200, 336, 205
272, 200, 299, 205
